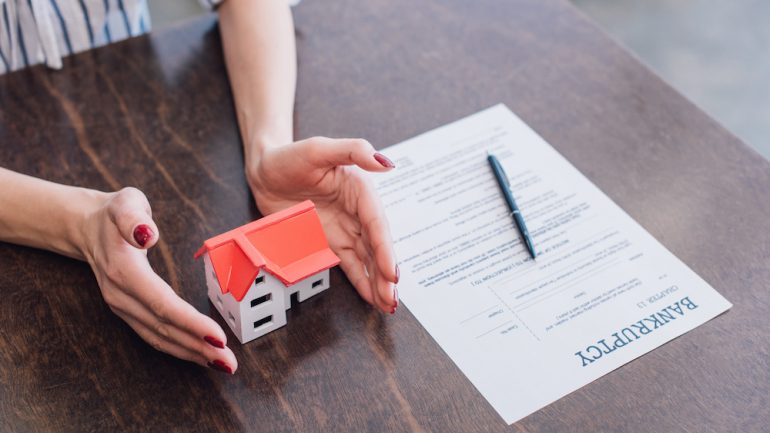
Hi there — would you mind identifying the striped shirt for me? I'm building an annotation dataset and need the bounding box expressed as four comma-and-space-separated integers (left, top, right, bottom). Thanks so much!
0, 0, 299, 75
0, 0, 152, 74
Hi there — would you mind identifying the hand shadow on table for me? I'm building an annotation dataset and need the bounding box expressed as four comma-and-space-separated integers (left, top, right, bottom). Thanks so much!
208, 266, 399, 391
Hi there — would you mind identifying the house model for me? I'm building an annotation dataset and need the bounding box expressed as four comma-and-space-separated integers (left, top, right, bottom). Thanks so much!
194, 200, 340, 344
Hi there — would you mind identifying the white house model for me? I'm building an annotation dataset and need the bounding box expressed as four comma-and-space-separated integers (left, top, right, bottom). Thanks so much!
194, 201, 340, 344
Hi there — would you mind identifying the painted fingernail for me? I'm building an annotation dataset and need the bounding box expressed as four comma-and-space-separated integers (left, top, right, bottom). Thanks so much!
394, 264, 400, 284
208, 359, 233, 374
395, 287, 399, 308
374, 152, 395, 168
133, 224, 153, 247
393, 286, 399, 311
204, 336, 225, 349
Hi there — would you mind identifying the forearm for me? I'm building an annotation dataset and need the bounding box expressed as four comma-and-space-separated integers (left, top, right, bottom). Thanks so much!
218, 0, 297, 165
0, 168, 105, 260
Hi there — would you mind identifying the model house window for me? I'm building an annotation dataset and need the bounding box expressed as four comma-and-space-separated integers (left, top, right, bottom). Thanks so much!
312, 279, 323, 288
254, 315, 272, 329
227, 311, 235, 326
255, 275, 265, 285
216, 294, 223, 309
211, 270, 217, 281
250, 293, 271, 308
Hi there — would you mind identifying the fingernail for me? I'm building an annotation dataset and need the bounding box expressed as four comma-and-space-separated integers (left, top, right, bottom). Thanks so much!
204, 336, 225, 349
208, 359, 233, 374
394, 264, 400, 284
133, 224, 153, 247
393, 286, 399, 310
390, 306, 397, 315
374, 152, 395, 168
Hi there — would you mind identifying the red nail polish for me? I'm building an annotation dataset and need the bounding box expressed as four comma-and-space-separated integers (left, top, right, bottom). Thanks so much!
394, 264, 400, 284
390, 306, 396, 315
208, 359, 232, 374
393, 286, 399, 310
374, 153, 395, 168
133, 224, 153, 247
204, 336, 225, 349
394, 287, 399, 309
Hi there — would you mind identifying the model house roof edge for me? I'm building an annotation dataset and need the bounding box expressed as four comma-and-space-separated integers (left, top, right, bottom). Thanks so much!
193, 200, 316, 259
223, 266, 261, 302
270, 249, 341, 286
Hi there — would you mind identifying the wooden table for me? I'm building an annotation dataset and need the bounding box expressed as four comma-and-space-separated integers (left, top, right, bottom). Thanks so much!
1, 0, 768, 431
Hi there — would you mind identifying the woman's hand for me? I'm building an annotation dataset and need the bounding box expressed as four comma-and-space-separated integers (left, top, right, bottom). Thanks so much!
245, 137, 400, 314
80, 188, 237, 373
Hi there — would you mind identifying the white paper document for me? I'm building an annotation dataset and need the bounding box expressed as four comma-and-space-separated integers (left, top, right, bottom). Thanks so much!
375, 104, 732, 424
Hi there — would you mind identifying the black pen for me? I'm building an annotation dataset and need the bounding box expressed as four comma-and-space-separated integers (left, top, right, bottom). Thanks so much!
487, 153, 537, 259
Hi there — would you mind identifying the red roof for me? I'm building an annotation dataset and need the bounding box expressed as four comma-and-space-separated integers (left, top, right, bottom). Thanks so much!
194, 201, 340, 302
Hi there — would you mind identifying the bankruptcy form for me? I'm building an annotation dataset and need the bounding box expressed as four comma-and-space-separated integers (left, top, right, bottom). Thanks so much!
375, 104, 732, 424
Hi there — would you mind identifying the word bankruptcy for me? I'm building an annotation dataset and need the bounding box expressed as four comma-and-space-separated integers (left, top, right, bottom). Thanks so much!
574, 296, 699, 367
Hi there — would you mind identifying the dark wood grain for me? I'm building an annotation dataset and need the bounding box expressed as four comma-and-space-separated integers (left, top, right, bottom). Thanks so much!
1, 0, 768, 432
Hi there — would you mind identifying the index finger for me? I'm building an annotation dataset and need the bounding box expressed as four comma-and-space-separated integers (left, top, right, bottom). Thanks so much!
297, 137, 396, 172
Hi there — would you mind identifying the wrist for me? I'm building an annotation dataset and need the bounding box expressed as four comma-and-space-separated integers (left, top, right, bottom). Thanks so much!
0, 168, 110, 262
67, 187, 110, 262
243, 130, 292, 181
244, 130, 291, 159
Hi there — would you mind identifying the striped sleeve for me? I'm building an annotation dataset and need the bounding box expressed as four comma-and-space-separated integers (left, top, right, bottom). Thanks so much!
198, 0, 301, 11
0, 0, 150, 74
198, 0, 223, 10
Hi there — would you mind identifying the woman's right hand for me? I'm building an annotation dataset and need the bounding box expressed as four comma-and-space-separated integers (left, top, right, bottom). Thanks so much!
79, 187, 238, 373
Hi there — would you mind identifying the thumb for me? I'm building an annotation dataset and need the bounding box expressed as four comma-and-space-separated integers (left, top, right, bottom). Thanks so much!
106, 187, 160, 249
297, 137, 396, 172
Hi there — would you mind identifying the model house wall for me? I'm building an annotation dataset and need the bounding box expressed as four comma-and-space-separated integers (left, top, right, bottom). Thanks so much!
204, 253, 331, 343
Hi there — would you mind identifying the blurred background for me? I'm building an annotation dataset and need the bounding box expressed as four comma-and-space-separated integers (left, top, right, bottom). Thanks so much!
149, 0, 770, 161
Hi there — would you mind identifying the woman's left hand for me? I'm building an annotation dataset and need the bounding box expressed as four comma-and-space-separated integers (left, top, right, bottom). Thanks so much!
245, 137, 399, 314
